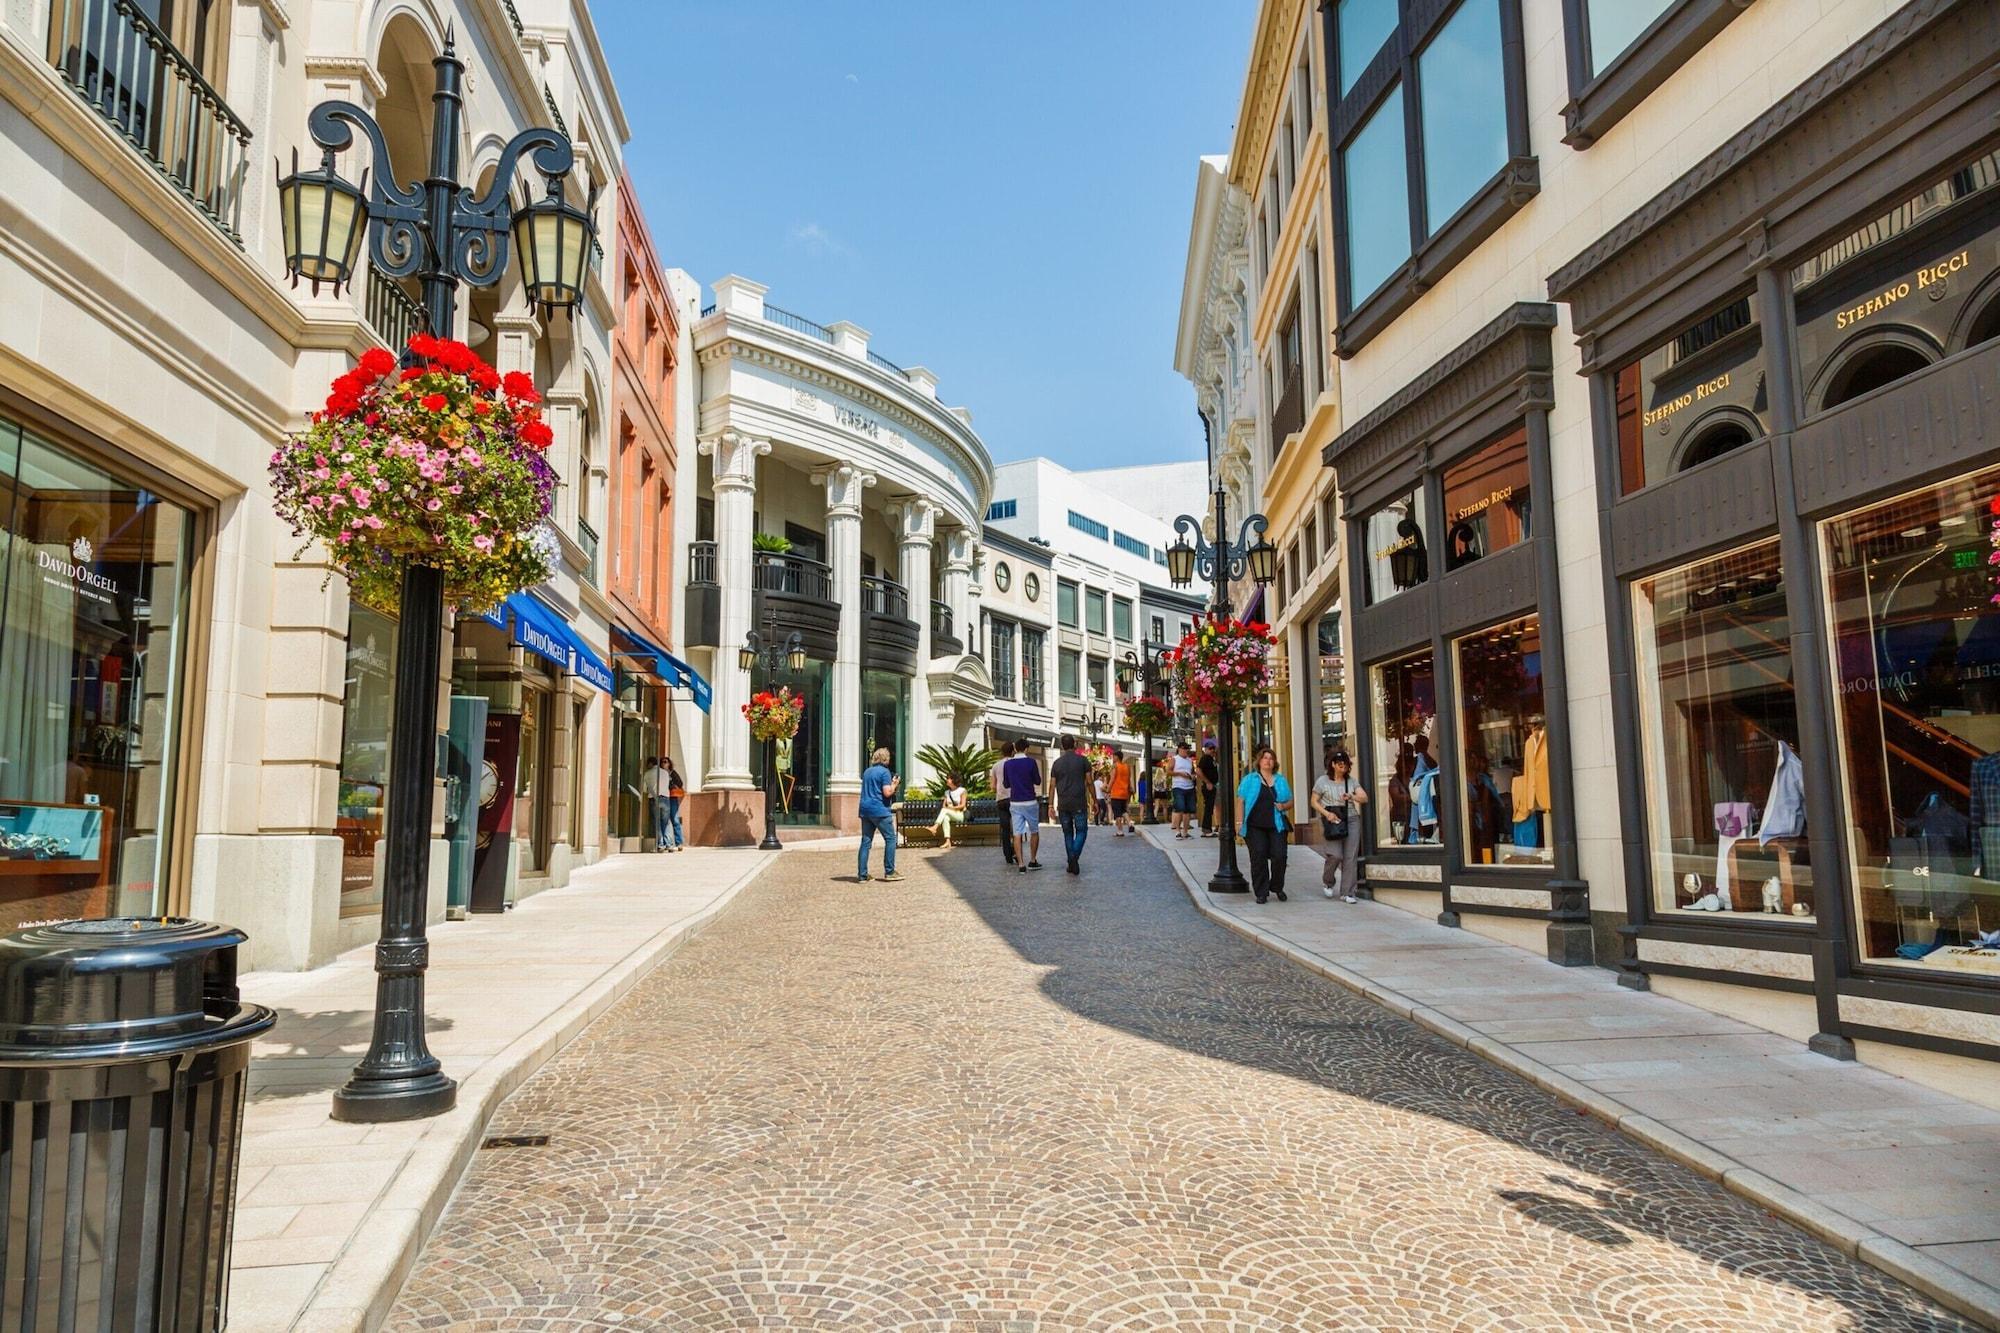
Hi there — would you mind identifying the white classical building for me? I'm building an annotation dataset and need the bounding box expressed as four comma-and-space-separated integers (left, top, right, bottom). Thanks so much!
0, 0, 627, 970
674, 278, 994, 841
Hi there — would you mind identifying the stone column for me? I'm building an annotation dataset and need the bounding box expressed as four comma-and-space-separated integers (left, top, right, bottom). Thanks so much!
940, 526, 975, 652
816, 464, 874, 819
888, 499, 939, 775
700, 430, 768, 790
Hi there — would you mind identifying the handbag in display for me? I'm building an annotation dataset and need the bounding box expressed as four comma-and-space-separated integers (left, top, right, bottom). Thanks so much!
1713, 802, 1757, 839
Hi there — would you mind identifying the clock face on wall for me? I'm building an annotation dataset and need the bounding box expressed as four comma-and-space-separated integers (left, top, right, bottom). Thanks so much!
479, 760, 500, 808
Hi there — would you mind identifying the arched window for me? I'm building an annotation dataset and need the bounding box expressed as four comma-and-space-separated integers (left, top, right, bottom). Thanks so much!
1820, 340, 1933, 411
1678, 419, 1755, 472
1965, 290, 2000, 352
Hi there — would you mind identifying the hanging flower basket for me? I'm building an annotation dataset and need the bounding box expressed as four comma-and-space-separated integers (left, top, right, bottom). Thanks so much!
744, 687, 803, 743
270, 333, 559, 614
1166, 613, 1275, 714
1122, 694, 1171, 735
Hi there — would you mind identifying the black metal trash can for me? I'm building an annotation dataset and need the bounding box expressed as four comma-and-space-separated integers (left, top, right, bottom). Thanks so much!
0, 918, 275, 1331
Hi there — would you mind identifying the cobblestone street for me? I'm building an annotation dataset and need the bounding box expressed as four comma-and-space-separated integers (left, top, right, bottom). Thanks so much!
387, 838, 1972, 1331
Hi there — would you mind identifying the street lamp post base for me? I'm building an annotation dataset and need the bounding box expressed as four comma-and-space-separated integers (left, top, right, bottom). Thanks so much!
330, 1069, 458, 1123
760, 831, 783, 851
1208, 869, 1251, 894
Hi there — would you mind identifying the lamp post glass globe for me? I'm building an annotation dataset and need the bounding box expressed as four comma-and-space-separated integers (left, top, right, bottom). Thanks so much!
1166, 538, 1196, 588
276, 149, 367, 294
1247, 537, 1279, 587
511, 180, 595, 316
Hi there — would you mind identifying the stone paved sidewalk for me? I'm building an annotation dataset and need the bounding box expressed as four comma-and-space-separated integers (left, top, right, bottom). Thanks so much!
388, 837, 1968, 1330
1144, 826, 2000, 1330
227, 847, 773, 1332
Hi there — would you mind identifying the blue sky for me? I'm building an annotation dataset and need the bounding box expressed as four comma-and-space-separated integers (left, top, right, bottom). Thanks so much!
595, 2, 1256, 469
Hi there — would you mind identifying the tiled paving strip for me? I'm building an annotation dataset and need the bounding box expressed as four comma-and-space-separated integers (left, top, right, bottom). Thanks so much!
228, 848, 774, 1331
1146, 827, 2000, 1330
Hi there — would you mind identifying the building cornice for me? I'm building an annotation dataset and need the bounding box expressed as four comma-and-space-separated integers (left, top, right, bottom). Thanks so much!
303, 54, 386, 100
1226, 0, 1308, 198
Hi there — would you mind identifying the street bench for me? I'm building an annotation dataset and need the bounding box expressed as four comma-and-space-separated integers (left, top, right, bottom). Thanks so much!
897, 797, 1045, 848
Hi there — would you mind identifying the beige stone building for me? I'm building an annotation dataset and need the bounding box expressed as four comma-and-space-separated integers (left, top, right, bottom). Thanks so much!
0, 0, 628, 970
1186, 0, 2000, 1098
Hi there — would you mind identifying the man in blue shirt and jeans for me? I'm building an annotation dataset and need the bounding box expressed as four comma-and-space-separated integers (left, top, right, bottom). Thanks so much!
857, 747, 902, 882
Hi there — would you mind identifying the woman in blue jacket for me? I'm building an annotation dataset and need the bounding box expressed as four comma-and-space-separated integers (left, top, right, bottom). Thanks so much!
1237, 745, 1295, 903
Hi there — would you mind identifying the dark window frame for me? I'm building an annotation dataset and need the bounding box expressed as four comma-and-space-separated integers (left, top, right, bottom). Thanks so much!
1323, 0, 1538, 359
1559, 0, 1756, 150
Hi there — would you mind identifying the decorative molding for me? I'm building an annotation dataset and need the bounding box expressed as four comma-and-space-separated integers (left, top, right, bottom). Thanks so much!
699, 431, 769, 491
303, 55, 388, 102
812, 463, 875, 517
1325, 303, 1558, 492
885, 496, 939, 544
1548, 0, 1991, 335
246, 0, 292, 32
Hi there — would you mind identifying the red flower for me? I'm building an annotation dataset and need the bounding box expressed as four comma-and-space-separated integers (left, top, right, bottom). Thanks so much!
472, 400, 493, 416
421, 393, 449, 413
502, 371, 539, 403
359, 347, 397, 379
470, 363, 501, 393
519, 419, 554, 449
400, 366, 428, 382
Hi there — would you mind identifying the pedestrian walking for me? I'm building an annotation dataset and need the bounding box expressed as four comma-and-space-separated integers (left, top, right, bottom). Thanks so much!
1237, 745, 1294, 904
856, 747, 902, 882
1092, 771, 1109, 826
1051, 734, 1092, 875
992, 741, 1020, 866
645, 757, 677, 852
930, 773, 969, 847
1197, 739, 1220, 837
1108, 748, 1134, 836
1001, 741, 1044, 872
662, 758, 686, 851
1169, 743, 1198, 839
1311, 749, 1366, 901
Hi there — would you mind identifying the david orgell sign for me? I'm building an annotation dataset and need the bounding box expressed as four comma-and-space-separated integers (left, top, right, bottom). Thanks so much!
38, 536, 117, 608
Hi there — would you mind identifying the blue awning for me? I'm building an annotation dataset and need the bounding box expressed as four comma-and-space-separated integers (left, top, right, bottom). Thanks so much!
477, 593, 613, 693
613, 625, 712, 713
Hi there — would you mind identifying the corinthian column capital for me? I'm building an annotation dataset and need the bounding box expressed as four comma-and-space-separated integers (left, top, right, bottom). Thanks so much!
812, 464, 876, 518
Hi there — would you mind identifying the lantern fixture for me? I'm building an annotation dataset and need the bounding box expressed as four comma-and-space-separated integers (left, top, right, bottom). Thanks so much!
276, 148, 368, 295
1247, 537, 1278, 587
512, 179, 598, 318
1165, 537, 1196, 588
786, 642, 809, 673
738, 643, 757, 672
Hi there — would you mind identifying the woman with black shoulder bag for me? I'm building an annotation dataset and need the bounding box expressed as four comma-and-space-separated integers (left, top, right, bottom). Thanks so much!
1312, 750, 1367, 902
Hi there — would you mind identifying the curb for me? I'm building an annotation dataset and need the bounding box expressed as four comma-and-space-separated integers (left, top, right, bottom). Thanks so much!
291, 851, 777, 1332
1147, 832, 2000, 1332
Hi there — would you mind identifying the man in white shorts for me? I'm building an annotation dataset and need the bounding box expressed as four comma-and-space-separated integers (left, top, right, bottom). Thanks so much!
999, 743, 1044, 872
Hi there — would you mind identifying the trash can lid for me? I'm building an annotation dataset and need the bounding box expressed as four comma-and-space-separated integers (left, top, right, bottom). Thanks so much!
0, 917, 252, 1055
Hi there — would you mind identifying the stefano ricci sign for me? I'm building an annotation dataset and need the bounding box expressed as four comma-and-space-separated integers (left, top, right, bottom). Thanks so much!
39, 536, 117, 606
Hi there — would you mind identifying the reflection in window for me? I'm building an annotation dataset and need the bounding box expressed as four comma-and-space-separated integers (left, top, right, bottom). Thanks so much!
0, 418, 192, 931
1419, 0, 1507, 230
1442, 425, 1531, 571
1318, 607, 1347, 758
1455, 616, 1552, 867
1085, 588, 1108, 636
1338, 0, 1399, 95
337, 606, 398, 917
1583, 0, 1675, 76
1341, 87, 1412, 304
1361, 491, 1428, 605
1372, 649, 1440, 846
1612, 295, 1767, 495
1825, 468, 2000, 977
990, 618, 1017, 701
1632, 540, 1814, 920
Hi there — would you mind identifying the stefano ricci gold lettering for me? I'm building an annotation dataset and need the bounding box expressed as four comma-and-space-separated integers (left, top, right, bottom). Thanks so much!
1642, 370, 1732, 428
1834, 249, 1970, 330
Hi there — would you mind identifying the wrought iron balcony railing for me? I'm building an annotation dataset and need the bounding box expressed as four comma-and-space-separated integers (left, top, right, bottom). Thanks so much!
687, 539, 717, 584
930, 599, 953, 640
859, 575, 910, 619
48, 0, 252, 242
364, 267, 424, 351
754, 551, 834, 602
762, 304, 835, 344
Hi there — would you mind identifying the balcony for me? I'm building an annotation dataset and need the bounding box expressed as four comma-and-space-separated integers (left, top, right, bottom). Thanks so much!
756, 550, 834, 601
576, 518, 599, 586
931, 599, 963, 657
365, 268, 424, 351
684, 540, 720, 648
48, 0, 251, 242
1271, 369, 1305, 451
860, 575, 919, 676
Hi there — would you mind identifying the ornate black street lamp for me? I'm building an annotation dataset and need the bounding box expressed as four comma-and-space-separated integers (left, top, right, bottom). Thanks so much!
741, 606, 808, 852
1080, 703, 1111, 748
1165, 486, 1277, 894
276, 30, 596, 1123
1118, 639, 1173, 824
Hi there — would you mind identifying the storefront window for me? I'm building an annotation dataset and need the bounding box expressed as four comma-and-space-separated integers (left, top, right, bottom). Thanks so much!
1318, 607, 1347, 760
1361, 490, 1428, 605
861, 668, 910, 781
1793, 148, 2000, 415
752, 661, 828, 823
1441, 425, 1531, 570
0, 418, 193, 931
1371, 648, 1440, 846
1454, 616, 1552, 868
1632, 539, 1814, 920
336, 606, 397, 917
1612, 294, 1768, 495
1824, 468, 2000, 977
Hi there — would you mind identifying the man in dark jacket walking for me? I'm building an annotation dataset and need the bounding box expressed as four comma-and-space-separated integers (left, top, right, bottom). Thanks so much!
1050, 733, 1093, 876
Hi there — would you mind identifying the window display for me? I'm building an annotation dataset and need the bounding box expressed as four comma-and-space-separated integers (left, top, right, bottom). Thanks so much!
1371, 648, 1440, 846
0, 416, 193, 931
336, 606, 397, 916
1454, 616, 1552, 867
1825, 467, 2000, 976
1631, 540, 1814, 920
1361, 490, 1428, 605
1442, 426, 1531, 571
1612, 295, 1769, 495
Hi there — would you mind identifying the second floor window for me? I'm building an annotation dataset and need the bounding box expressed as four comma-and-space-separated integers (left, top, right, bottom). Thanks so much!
1112, 597, 1133, 642
1087, 656, 1109, 702
990, 618, 1018, 701
1059, 648, 1082, 698
1085, 589, 1108, 636
1058, 579, 1079, 627
1022, 628, 1047, 706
